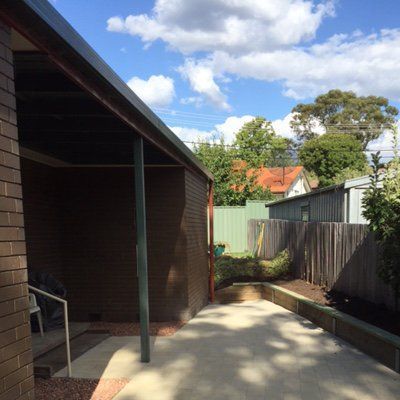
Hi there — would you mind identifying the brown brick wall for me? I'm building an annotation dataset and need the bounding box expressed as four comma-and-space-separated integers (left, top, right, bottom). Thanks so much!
184, 170, 209, 318
0, 20, 34, 400
21, 163, 201, 322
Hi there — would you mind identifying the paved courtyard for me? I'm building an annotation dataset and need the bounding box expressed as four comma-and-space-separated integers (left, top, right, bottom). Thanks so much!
56, 300, 400, 399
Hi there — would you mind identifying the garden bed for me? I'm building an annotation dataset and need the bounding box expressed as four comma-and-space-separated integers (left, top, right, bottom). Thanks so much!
216, 250, 400, 337
273, 278, 400, 337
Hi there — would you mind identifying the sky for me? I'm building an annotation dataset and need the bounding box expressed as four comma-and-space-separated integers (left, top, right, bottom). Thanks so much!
50, 0, 400, 150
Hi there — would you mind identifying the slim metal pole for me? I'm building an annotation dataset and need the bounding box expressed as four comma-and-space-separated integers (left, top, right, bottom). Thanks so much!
134, 136, 150, 362
208, 181, 215, 303
28, 285, 72, 376
64, 303, 72, 377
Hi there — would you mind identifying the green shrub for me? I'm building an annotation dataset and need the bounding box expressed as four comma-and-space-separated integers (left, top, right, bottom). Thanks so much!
215, 249, 291, 287
267, 249, 291, 278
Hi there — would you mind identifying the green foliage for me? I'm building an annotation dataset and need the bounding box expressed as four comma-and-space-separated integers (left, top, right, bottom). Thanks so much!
193, 138, 274, 206
332, 165, 372, 185
214, 249, 291, 287
299, 133, 367, 187
291, 89, 398, 149
234, 117, 293, 168
362, 126, 400, 310
267, 249, 292, 278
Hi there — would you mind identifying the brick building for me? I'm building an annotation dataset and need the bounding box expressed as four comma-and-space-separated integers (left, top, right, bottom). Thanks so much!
0, 1, 213, 399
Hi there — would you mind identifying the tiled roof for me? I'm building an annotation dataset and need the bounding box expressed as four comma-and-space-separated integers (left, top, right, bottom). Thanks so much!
247, 166, 304, 194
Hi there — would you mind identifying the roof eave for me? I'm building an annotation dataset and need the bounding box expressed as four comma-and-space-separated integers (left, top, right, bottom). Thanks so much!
1, 0, 213, 180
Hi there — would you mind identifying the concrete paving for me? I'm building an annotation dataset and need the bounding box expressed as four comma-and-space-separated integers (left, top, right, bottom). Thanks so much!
55, 300, 400, 400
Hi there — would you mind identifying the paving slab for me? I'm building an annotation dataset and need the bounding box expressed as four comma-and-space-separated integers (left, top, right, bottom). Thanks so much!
56, 300, 400, 400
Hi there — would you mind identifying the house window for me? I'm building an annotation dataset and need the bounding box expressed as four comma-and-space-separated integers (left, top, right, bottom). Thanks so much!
301, 205, 310, 222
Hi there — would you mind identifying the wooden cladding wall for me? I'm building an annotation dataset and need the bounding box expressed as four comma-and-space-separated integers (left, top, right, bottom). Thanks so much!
248, 219, 395, 310
21, 159, 63, 282
0, 21, 34, 400
185, 170, 209, 318
21, 161, 206, 322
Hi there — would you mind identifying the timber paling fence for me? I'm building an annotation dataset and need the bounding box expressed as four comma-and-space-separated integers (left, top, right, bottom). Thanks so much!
248, 219, 395, 310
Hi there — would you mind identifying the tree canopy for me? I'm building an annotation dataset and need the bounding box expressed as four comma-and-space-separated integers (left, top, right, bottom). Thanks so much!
298, 133, 367, 187
193, 139, 274, 206
291, 90, 398, 149
234, 117, 292, 167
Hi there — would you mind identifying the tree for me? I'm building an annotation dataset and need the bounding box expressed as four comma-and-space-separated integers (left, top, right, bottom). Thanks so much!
298, 133, 367, 187
362, 127, 400, 310
291, 90, 398, 149
234, 117, 293, 167
331, 165, 372, 185
193, 139, 274, 206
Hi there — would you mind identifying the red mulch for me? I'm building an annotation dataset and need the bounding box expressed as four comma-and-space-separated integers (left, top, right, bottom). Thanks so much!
273, 278, 400, 336
89, 321, 186, 336
34, 378, 129, 400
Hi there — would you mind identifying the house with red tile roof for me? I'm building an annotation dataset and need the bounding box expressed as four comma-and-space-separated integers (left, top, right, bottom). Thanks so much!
248, 166, 311, 198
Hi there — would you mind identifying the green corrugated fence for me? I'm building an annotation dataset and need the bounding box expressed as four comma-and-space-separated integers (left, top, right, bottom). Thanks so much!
210, 200, 269, 253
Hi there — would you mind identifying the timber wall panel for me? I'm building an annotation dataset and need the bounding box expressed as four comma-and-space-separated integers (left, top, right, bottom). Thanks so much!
22, 164, 192, 322
185, 170, 209, 318
0, 21, 33, 400
21, 159, 63, 281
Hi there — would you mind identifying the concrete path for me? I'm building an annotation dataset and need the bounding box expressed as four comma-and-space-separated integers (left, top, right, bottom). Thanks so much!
56, 300, 400, 399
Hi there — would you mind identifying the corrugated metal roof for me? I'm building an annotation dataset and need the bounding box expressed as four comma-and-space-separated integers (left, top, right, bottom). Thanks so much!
5, 0, 213, 180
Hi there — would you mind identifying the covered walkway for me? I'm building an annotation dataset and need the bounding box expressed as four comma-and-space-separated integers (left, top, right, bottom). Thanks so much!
55, 300, 400, 400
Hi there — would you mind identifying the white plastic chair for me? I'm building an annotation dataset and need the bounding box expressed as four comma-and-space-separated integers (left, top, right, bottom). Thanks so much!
29, 293, 44, 337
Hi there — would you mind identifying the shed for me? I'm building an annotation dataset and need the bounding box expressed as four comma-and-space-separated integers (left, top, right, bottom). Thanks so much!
267, 175, 374, 223
0, 1, 213, 398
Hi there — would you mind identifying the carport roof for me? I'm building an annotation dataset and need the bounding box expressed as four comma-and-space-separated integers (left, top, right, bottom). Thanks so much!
0, 0, 213, 180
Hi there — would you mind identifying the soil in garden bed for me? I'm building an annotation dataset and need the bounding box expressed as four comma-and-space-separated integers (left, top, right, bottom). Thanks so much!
273, 278, 400, 337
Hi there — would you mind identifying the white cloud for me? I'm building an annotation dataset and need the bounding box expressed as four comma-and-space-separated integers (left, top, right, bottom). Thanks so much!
271, 113, 297, 140
180, 96, 203, 108
170, 114, 254, 146
178, 59, 231, 111
110, 1, 400, 107
170, 126, 214, 144
107, 0, 334, 54
208, 29, 400, 101
127, 75, 175, 108
272, 112, 325, 140
214, 115, 254, 143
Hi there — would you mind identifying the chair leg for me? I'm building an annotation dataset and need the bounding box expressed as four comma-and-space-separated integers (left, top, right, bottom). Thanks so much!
37, 311, 44, 337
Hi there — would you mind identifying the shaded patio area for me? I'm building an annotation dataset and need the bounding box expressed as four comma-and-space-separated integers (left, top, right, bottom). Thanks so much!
53, 300, 400, 400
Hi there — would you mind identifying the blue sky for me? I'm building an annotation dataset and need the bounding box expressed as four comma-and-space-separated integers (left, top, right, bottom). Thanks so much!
51, 0, 400, 146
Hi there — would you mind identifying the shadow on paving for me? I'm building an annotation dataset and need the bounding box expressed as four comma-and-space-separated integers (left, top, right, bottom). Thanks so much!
56, 300, 400, 400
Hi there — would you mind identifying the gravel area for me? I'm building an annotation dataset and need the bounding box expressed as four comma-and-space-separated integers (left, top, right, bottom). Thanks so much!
34, 378, 129, 400
89, 321, 186, 336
